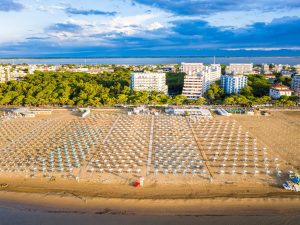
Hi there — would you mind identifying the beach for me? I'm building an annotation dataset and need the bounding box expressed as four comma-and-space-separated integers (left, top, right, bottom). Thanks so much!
1, 191, 300, 225
234, 111, 300, 171
0, 109, 300, 224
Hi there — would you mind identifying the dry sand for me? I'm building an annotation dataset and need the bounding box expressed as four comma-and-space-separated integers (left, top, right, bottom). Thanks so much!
0, 174, 294, 199
234, 110, 300, 171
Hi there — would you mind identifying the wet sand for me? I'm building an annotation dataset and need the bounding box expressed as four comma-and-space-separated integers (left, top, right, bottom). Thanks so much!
1, 191, 300, 225
1, 207, 300, 225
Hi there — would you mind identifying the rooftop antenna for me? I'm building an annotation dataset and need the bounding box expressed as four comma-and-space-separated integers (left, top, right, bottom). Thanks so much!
213, 56, 216, 65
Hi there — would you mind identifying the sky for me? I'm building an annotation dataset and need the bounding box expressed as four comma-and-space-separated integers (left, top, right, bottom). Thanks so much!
0, 0, 300, 57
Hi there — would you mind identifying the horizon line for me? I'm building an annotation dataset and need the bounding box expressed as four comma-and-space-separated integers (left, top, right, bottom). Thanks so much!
1, 56, 300, 60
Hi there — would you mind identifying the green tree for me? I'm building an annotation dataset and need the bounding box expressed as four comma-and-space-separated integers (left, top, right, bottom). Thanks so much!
173, 95, 187, 105
276, 76, 292, 86
116, 94, 128, 104
166, 72, 185, 96
224, 96, 235, 105
205, 83, 225, 104
274, 96, 297, 106
240, 86, 254, 97
0, 69, 133, 107
195, 97, 207, 105
248, 74, 272, 96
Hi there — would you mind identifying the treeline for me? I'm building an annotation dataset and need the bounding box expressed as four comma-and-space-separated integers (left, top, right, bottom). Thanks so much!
0, 70, 200, 106
0, 68, 131, 106
0, 71, 298, 107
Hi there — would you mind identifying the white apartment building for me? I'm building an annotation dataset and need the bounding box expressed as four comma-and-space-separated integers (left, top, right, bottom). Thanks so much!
262, 64, 270, 73
130, 72, 168, 94
291, 75, 300, 97
201, 64, 222, 94
28, 65, 37, 74
272, 64, 283, 73
221, 74, 248, 94
0, 66, 9, 83
0, 67, 5, 83
0, 74, 5, 83
269, 84, 292, 99
182, 73, 203, 100
182, 64, 221, 99
0, 65, 30, 82
181, 63, 204, 75
295, 65, 300, 74
226, 63, 253, 75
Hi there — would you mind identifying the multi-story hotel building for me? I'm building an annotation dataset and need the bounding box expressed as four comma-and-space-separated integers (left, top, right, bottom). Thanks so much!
182, 73, 203, 100
295, 65, 300, 74
0, 66, 9, 83
226, 63, 253, 75
272, 64, 283, 73
201, 64, 222, 94
221, 74, 248, 94
262, 64, 270, 74
182, 64, 221, 99
130, 72, 168, 94
291, 75, 300, 97
181, 63, 204, 75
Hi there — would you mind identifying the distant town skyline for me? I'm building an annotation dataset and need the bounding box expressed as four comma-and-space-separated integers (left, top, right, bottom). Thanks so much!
0, 0, 300, 57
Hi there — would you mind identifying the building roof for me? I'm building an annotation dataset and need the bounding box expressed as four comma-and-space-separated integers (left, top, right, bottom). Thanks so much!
270, 84, 292, 92
271, 84, 289, 89
265, 73, 275, 76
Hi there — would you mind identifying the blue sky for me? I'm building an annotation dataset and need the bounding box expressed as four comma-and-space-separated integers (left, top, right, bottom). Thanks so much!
0, 0, 300, 57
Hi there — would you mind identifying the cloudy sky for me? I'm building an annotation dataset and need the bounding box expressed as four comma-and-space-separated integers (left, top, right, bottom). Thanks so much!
0, 0, 300, 57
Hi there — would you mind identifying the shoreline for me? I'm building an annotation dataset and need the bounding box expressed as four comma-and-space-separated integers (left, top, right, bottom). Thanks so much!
1, 191, 300, 216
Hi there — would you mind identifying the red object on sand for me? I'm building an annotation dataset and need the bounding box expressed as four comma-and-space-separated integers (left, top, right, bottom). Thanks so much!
134, 181, 140, 187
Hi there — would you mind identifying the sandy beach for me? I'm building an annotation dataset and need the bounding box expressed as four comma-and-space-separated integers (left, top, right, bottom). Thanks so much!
234, 110, 300, 171
0, 109, 300, 224
1, 191, 300, 225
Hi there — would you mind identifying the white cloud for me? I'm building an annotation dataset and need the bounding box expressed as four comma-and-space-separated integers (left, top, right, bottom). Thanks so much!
111, 14, 156, 26
148, 22, 164, 30
46, 13, 167, 43
37, 5, 65, 13
205, 9, 300, 28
